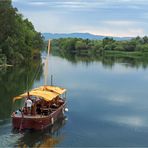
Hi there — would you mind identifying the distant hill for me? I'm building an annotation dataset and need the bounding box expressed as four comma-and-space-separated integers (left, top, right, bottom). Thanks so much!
42, 33, 132, 41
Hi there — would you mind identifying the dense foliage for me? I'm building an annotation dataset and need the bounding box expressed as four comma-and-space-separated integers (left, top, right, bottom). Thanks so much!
0, 0, 44, 65
51, 36, 148, 55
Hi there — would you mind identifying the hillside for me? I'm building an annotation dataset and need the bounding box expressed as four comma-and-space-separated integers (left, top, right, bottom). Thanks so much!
43, 33, 131, 41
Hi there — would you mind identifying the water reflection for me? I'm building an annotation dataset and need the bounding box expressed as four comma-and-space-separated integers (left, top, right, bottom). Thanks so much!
1, 51, 148, 147
109, 116, 145, 127
13, 116, 67, 147
47, 53, 148, 146
52, 51, 148, 69
0, 59, 43, 120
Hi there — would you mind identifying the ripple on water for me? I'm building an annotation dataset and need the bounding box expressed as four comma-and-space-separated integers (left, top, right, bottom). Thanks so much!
0, 122, 23, 147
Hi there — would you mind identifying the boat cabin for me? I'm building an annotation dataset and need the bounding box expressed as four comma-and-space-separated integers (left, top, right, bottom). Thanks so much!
13, 86, 66, 116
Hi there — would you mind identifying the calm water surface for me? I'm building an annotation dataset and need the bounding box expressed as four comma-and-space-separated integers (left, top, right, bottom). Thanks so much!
0, 55, 148, 147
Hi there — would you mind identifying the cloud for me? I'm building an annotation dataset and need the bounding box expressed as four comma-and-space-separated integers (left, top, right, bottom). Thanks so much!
29, 2, 47, 6
11, 0, 18, 1
22, 1, 107, 10
12, 0, 148, 37
102, 20, 135, 26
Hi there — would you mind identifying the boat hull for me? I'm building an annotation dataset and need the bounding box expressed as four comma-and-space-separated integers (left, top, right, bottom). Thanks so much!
12, 103, 66, 130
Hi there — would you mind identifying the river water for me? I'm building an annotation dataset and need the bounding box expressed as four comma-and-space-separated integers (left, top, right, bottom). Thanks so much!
1, 54, 148, 147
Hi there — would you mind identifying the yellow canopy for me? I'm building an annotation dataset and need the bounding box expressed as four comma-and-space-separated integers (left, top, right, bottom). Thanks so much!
33, 85, 66, 95
13, 85, 66, 102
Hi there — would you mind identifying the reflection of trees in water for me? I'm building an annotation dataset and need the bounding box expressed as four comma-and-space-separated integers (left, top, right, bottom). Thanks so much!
13, 115, 67, 147
0, 59, 43, 120
52, 51, 148, 69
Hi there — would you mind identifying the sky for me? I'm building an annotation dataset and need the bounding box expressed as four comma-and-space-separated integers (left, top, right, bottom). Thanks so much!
12, 0, 148, 37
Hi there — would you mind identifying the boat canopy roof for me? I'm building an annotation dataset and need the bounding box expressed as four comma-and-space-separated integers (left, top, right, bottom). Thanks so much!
13, 85, 66, 102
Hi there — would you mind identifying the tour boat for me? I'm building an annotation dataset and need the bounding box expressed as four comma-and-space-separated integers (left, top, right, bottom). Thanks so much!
11, 40, 68, 130
11, 85, 67, 130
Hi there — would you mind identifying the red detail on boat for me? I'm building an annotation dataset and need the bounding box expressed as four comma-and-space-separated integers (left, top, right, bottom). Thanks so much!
12, 102, 66, 130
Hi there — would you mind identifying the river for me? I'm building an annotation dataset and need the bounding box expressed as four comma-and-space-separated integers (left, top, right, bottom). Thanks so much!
0, 54, 148, 147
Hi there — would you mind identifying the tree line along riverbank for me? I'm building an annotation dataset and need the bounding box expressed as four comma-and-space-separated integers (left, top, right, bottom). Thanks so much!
51, 37, 148, 58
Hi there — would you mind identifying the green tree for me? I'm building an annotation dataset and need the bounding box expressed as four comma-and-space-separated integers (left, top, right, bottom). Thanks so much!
0, 0, 44, 65
75, 40, 87, 51
143, 36, 148, 44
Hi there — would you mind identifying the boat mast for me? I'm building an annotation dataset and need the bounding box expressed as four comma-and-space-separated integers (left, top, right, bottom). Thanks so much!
44, 40, 51, 86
